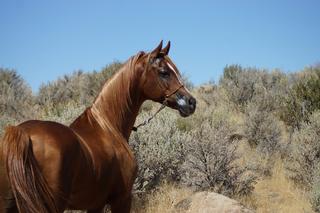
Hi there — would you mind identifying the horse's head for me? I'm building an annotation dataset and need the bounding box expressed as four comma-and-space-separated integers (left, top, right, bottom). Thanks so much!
138, 41, 196, 117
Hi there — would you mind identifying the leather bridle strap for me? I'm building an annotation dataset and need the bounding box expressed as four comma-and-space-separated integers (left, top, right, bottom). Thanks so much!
132, 104, 166, 131
165, 84, 184, 99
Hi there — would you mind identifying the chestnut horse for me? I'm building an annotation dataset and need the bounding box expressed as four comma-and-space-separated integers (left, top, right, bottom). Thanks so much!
0, 41, 196, 213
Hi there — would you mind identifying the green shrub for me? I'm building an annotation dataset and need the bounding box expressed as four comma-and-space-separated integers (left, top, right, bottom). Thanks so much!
280, 67, 320, 128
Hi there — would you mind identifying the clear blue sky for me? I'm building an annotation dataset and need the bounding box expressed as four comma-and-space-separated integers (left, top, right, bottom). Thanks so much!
1, 0, 319, 92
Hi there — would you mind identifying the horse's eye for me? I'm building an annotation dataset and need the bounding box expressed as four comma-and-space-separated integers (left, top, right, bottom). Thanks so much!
159, 68, 170, 78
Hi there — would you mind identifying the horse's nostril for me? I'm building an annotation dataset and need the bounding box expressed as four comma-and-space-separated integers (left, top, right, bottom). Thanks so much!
189, 97, 196, 108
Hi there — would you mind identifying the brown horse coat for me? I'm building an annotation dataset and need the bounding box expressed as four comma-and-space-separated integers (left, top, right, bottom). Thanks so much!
0, 41, 196, 213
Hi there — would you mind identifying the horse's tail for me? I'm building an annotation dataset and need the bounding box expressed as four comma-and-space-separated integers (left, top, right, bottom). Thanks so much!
1, 125, 58, 213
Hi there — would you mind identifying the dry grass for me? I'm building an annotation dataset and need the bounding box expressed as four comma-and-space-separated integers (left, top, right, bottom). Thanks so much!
237, 137, 313, 212
132, 182, 193, 213
239, 159, 313, 213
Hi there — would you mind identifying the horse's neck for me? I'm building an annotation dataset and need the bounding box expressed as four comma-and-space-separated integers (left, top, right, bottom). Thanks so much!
90, 66, 143, 140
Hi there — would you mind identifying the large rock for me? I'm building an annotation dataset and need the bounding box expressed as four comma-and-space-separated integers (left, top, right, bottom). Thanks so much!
175, 191, 254, 213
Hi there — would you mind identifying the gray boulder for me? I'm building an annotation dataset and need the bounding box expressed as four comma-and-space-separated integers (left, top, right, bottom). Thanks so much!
175, 191, 254, 213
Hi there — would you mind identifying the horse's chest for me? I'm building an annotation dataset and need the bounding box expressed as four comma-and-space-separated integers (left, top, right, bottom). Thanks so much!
69, 145, 137, 209
113, 145, 137, 186
98, 139, 137, 188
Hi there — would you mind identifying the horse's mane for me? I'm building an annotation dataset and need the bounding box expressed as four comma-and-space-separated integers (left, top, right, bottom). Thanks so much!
70, 51, 147, 175
90, 51, 146, 137
93, 51, 145, 107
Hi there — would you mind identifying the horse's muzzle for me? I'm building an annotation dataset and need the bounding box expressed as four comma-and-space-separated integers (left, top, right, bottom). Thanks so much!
177, 95, 196, 117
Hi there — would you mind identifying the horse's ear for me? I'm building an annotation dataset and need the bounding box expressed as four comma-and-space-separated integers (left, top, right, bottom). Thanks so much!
150, 40, 163, 58
161, 41, 170, 55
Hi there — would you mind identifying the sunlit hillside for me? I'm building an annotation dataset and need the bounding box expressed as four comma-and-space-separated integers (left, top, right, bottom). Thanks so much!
1, 64, 320, 212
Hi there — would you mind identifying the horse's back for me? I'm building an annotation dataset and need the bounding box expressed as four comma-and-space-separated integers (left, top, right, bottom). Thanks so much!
19, 120, 79, 148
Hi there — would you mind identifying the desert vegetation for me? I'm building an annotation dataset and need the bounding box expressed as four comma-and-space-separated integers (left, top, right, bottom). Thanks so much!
1, 63, 320, 212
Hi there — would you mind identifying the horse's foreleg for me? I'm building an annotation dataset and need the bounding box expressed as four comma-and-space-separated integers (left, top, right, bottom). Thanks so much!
110, 195, 132, 213
4, 201, 18, 213
3, 193, 18, 213
87, 207, 105, 213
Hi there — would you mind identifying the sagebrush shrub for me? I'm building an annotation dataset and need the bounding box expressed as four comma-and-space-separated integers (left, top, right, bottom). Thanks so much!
37, 62, 122, 116
40, 102, 86, 125
311, 164, 320, 212
195, 83, 219, 107
220, 65, 257, 109
0, 69, 34, 117
38, 71, 89, 107
285, 111, 320, 188
220, 65, 289, 114
0, 116, 18, 136
181, 109, 256, 197
129, 109, 189, 192
0, 69, 35, 135
243, 103, 282, 155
